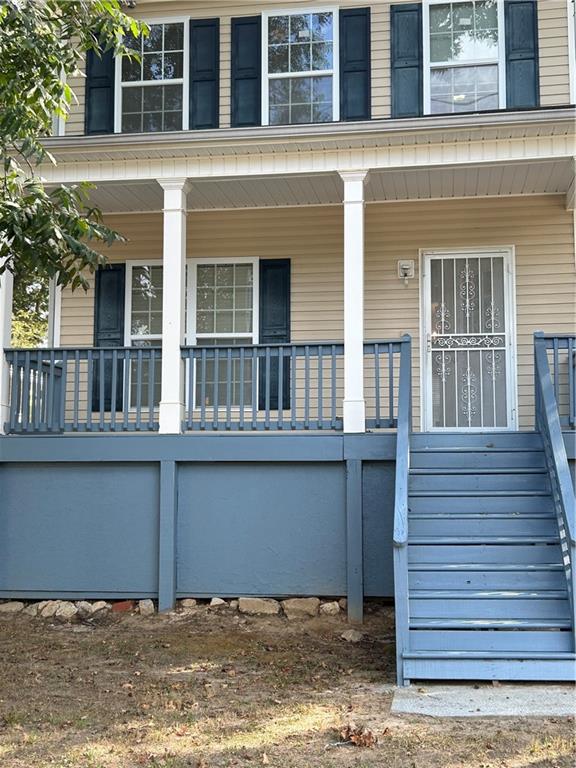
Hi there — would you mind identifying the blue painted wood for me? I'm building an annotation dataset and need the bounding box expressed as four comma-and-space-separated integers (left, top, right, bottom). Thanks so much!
176, 463, 347, 596
346, 459, 364, 624
158, 461, 177, 612
410, 516, 556, 537
409, 567, 566, 591
410, 471, 549, 492
403, 657, 576, 682
409, 544, 562, 564
410, 450, 546, 469
408, 493, 555, 514
411, 432, 544, 450
410, 617, 572, 629
534, 332, 576, 634
410, 597, 570, 621
392, 335, 412, 685
409, 629, 574, 654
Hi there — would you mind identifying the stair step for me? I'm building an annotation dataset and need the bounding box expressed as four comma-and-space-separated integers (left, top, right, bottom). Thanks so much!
409, 629, 574, 654
409, 543, 562, 565
409, 495, 555, 514
409, 563, 564, 572
402, 656, 576, 682
411, 450, 546, 469
409, 569, 567, 591
404, 651, 576, 661
409, 536, 559, 545
411, 432, 543, 451
410, 468, 547, 475
409, 490, 551, 497
410, 472, 549, 492
410, 618, 572, 629
411, 597, 570, 621
409, 516, 556, 537
410, 590, 568, 600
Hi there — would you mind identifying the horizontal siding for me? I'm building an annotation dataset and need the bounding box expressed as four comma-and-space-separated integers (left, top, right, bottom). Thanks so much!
60, 195, 575, 430
538, 0, 572, 106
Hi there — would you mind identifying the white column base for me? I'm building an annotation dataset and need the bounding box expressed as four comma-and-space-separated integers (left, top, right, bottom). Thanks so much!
343, 399, 366, 434
159, 402, 185, 435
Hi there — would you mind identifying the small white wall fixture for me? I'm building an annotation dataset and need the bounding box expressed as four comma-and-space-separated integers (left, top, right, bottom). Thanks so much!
0, 269, 14, 435
340, 170, 368, 433
158, 178, 190, 434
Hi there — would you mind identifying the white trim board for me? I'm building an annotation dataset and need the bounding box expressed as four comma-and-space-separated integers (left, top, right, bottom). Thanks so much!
419, 246, 518, 432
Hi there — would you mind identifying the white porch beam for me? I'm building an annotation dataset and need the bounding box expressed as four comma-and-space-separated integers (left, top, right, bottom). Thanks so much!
341, 170, 368, 434
0, 269, 14, 435
158, 178, 190, 435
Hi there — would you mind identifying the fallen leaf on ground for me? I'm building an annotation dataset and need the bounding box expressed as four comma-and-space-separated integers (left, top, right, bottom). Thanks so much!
339, 722, 377, 747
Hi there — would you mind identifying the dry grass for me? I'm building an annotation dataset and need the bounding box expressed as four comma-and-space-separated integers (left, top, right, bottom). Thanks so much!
0, 605, 574, 768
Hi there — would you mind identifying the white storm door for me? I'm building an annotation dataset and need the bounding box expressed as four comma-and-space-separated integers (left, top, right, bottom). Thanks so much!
422, 249, 517, 431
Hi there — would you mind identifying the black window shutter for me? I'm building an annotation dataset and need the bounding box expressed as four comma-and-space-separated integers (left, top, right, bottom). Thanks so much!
258, 259, 290, 412
231, 16, 262, 127
92, 265, 125, 412
340, 8, 371, 121
189, 19, 220, 130
85, 48, 116, 135
390, 3, 422, 118
505, 0, 539, 109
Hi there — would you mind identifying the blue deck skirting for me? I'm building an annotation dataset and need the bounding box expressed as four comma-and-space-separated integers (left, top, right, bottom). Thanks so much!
0, 433, 398, 617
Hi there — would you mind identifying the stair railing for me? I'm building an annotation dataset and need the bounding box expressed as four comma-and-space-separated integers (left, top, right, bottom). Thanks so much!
534, 332, 576, 632
393, 335, 412, 686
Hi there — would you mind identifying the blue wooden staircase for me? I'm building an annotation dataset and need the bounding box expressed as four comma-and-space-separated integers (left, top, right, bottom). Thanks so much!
398, 432, 576, 683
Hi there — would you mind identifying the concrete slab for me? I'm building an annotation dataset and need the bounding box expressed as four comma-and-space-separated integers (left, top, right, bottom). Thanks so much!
392, 684, 576, 718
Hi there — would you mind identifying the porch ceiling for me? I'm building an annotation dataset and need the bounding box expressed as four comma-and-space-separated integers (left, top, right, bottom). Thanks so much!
88, 159, 575, 214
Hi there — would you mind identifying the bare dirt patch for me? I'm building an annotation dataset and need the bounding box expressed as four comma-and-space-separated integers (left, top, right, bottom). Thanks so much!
0, 605, 574, 768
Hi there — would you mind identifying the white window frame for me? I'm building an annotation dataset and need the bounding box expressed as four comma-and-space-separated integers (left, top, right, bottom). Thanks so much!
423, 0, 507, 115
568, 0, 576, 105
114, 16, 190, 134
186, 257, 260, 346
261, 6, 340, 126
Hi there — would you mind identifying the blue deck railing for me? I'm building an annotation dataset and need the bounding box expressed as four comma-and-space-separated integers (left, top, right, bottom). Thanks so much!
538, 334, 576, 429
534, 332, 576, 626
4, 339, 408, 434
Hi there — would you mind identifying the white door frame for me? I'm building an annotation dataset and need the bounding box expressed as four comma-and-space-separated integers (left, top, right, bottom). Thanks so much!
420, 246, 518, 432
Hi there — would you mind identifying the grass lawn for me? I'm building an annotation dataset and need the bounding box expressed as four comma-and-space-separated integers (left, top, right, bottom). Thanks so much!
0, 605, 574, 767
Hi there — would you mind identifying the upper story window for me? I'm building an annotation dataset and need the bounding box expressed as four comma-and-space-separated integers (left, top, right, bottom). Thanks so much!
117, 21, 189, 133
424, 0, 505, 114
262, 9, 340, 126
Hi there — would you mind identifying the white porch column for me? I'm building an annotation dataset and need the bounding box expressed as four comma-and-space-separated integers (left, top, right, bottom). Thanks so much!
0, 269, 14, 435
340, 171, 368, 434
158, 178, 190, 434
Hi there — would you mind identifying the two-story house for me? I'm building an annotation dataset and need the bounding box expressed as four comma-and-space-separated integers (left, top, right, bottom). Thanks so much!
0, 0, 575, 685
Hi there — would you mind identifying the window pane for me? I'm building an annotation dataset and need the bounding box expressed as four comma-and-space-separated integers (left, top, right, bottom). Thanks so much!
430, 4, 452, 34
143, 85, 162, 112
430, 34, 453, 63
270, 79, 290, 105
216, 265, 234, 287
312, 42, 333, 70
269, 16, 289, 44
216, 287, 234, 310
143, 53, 163, 80
144, 25, 163, 52
290, 43, 311, 72
163, 52, 183, 80
312, 12, 333, 42
122, 57, 141, 82
235, 311, 252, 333
290, 14, 311, 43
197, 287, 214, 311
269, 45, 289, 74
164, 84, 183, 111
291, 77, 312, 104
198, 266, 215, 287
235, 287, 253, 310
235, 264, 253, 286
123, 86, 143, 112
197, 311, 214, 334
143, 112, 163, 132
291, 104, 312, 123
164, 23, 184, 51
122, 113, 142, 133
313, 76, 332, 103
216, 311, 234, 333
270, 105, 290, 125
430, 64, 498, 113
163, 111, 182, 131
313, 102, 332, 122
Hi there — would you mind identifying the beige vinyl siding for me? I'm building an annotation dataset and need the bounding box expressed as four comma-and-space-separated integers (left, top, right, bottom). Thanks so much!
538, 0, 572, 106
64, 0, 574, 135
60, 195, 575, 430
